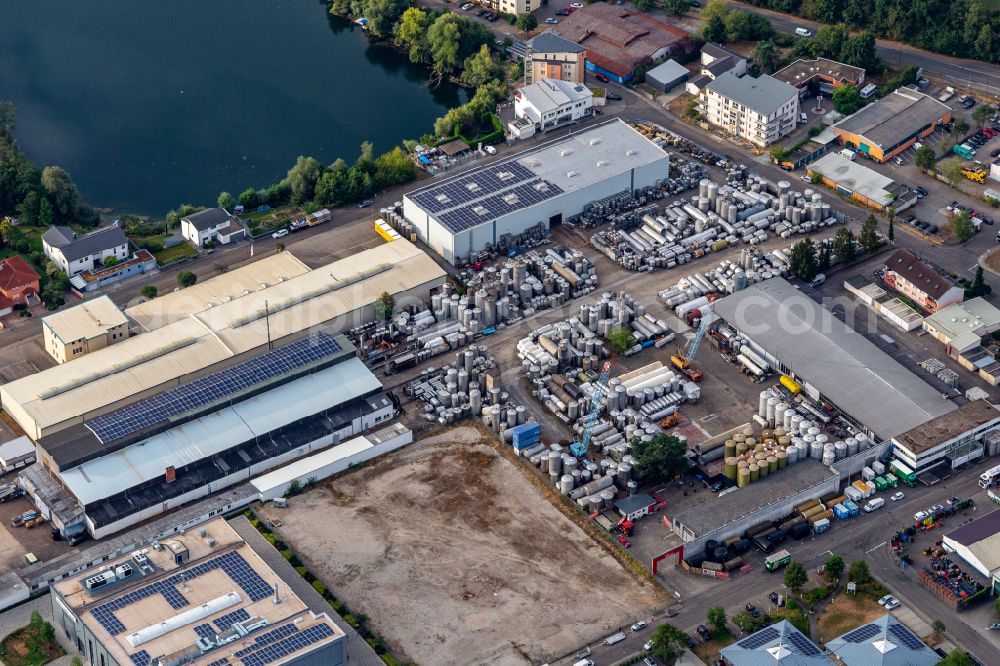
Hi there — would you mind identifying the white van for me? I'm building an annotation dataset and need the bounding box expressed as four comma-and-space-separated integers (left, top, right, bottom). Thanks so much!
573, 660, 595, 666
800, 112, 808, 124
810, 273, 826, 287
795, 27, 813, 37
864, 497, 885, 512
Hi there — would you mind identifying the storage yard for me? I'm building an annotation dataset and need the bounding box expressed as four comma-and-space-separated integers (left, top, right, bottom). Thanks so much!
262, 426, 665, 666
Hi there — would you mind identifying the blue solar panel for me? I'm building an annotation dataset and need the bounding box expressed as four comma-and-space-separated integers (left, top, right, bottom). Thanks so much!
841, 624, 880, 643
239, 624, 336, 666
207, 659, 230, 666
787, 631, 822, 656
194, 623, 216, 640
129, 651, 151, 666
737, 626, 779, 650
85, 333, 343, 443
90, 550, 272, 637
214, 608, 251, 632
234, 623, 300, 657
888, 623, 926, 651
436, 179, 564, 233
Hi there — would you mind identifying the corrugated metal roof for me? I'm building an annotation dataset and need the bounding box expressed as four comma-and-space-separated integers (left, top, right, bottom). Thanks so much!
126, 252, 311, 330
826, 614, 937, 666
251, 436, 375, 496
720, 620, 833, 666
59, 357, 380, 505
1, 239, 444, 438
42, 295, 128, 343
713, 278, 954, 440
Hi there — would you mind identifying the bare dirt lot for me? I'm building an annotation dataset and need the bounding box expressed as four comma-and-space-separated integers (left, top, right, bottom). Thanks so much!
265, 426, 665, 666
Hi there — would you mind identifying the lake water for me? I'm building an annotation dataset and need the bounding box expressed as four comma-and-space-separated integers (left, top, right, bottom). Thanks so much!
0, 1, 467, 215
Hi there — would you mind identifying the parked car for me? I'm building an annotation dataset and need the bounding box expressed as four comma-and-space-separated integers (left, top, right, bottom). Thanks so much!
884, 596, 901, 610
644, 640, 654, 651
632, 621, 647, 632
927, 224, 939, 234
555, 9, 570, 14
643, 659, 657, 666
878, 594, 893, 606
914, 510, 929, 522
930, 504, 944, 513
746, 603, 761, 618
891, 491, 905, 501
769, 591, 783, 606
595, 72, 609, 83
947, 496, 961, 506
606, 92, 622, 101
947, 201, 960, 211
697, 625, 712, 640
483, 145, 496, 155
545, 17, 559, 23
914, 186, 928, 197
357, 199, 373, 208
271, 228, 289, 239
570, 1, 584, 6
963, 98, 978, 109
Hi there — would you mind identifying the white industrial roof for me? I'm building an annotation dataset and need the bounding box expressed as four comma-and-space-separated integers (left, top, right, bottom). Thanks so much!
809, 153, 895, 207
1, 239, 444, 438
58, 357, 381, 505
42, 296, 128, 343
0, 436, 34, 464
924, 298, 1000, 341
126, 251, 310, 330
518, 78, 592, 114
713, 278, 955, 440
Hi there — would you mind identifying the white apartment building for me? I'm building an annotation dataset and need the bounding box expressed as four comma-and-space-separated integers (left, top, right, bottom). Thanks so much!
42, 225, 130, 277
700, 72, 800, 146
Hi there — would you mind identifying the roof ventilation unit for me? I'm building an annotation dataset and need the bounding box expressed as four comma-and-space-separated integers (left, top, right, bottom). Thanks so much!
589, 138, 601, 146
625, 149, 637, 156
497, 170, 515, 181
465, 182, 480, 191
502, 194, 519, 205
566, 171, 579, 178
596, 160, 609, 167
473, 205, 490, 216
560, 149, 573, 157
533, 182, 549, 192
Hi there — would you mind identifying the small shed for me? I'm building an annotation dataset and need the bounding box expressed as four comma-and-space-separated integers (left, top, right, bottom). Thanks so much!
615, 492, 657, 520
0, 436, 35, 473
645, 60, 689, 93
438, 139, 471, 157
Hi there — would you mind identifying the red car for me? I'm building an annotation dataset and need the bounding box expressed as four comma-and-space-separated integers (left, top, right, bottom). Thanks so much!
595, 72, 609, 83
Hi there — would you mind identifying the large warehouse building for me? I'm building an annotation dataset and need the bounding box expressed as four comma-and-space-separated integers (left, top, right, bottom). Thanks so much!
1, 240, 445, 440
891, 399, 1000, 471
51, 518, 347, 666
22, 333, 395, 538
712, 278, 954, 441
943, 509, 1000, 581
403, 119, 670, 265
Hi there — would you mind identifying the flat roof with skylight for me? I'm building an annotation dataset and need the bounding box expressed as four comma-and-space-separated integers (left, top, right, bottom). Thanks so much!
52, 518, 345, 666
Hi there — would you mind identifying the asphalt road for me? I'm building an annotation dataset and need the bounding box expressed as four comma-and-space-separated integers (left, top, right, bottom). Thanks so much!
724, 1, 1000, 100
561, 459, 1000, 665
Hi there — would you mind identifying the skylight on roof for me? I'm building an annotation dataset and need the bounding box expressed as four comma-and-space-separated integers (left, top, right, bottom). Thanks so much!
473, 205, 489, 216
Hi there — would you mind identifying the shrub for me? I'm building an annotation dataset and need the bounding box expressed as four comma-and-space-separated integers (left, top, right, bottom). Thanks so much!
295, 565, 308, 576
262, 533, 277, 544
807, 585, 829, 602
280, 549, 294, 560
786, 598, 797, 609
311, 580, 327, 596
344, 614, 360, 627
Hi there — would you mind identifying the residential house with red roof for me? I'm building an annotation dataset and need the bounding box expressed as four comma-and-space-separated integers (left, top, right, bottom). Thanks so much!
0, 255, 40, 316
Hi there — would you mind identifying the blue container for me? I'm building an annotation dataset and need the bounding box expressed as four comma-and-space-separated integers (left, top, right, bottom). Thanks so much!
843, 499, 860, 517
512, 423, 541, 450
833, 503, 850, 520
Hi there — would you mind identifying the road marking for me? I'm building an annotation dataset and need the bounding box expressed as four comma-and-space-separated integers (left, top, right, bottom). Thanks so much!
866, 541, 887, 554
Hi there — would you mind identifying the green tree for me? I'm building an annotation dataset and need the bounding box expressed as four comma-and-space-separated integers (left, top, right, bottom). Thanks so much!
238, 187, 257, 208
16, 190, 39, 225
914, 144, 936, 171
848, 559, 870, 584
71, 658, 85, 666
932, 619, 946, 641
824, 554, 844, 579
140, 285, 158, 300
753, 39, 780, 74
0, 219, 11, 246
812, 24, 847, 59
361, 0, 410, 36
375, 290, 395, 320
649, 623, 688, 665
0, 100, 14, 136
38, 196, 54, 227
285, 156, 323, 204
768, 145, 788, 164
702, 12, 727, 43
103, 255, 119, 267
951, 209, 976, 241
514, 12, 538, 31
788, 236, 818, 280
634, 0, 656, 10
994, 595, 1000, 615
887, 216, 894, 242
664, 0, 690, 16
276, 241, 285, 253
941, 158, 964, 188
217, 191, 236, 210
817, 241, 832, 270
859, 214, 879, 254
396, 7, 434, 63
937, 649, 975, 666
633, 434, 689, 483
840, 30, 879, 71
608, 326, 636, 354
733, 611, 765, 633
973, 103, 993, 129
41, 165, 81, 219
835, 227, 856, 264
953, 117, 970, 137
177, 271, 197, 288
428, 14, 464, 72
707, 607, 727, 634
832, 84, 862, 115
969, 265, 988, 297
461, 44, 499, 87
784, 561, 808, 593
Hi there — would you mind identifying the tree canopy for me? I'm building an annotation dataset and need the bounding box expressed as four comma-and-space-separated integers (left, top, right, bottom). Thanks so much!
783, 561, 808, 592
650, 623, 689, 665
788, 236, 818, 281
633, 434, 689, 483
832, 84, 862, 115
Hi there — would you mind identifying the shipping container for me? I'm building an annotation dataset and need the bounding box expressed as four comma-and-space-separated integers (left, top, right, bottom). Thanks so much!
844, 486, 863, 502
884, 473, 898, 488
874, 476, 889, 491
852, 480, 873, 498
889, 460, 917, 487
862, 466, 876, 481
833, 503, 850, 520
843, 499, 860, 517
872, 460, 886, 475
812, 518, 831, 533
764, 549, 792, 571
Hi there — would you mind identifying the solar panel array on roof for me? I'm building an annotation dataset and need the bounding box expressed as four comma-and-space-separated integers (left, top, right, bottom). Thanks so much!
90, 551, 271, 637
194, 623, 216, 641
840, 623, 880, 643
239, 624, 336, 666
129, 650, 151, 666
207, 658, 230, 666
888, 622, 925, 650
787, 631, 822, 656
214, 609, 251, 633
86, 333, 343, 444
410, 162, 536, 213
436, 180, 564, 233
234, 624, 299, 657
737, 626, 779, 649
